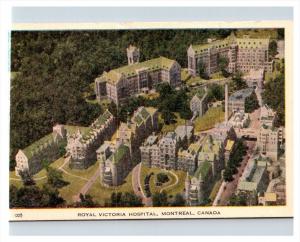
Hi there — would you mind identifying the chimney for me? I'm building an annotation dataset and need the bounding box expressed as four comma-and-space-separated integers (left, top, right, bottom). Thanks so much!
225, 83, 228, 123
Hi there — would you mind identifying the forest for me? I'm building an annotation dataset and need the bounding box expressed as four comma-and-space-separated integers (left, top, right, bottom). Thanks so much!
10, 28, 283, 170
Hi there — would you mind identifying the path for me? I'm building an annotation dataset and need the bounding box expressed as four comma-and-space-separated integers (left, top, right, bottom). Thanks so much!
132, 162, 152, 206
216, 140, 256, 205
160, 170, 179, 193
73, 167, 101, 202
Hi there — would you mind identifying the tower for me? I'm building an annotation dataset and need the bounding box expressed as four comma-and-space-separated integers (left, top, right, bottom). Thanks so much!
225, 83, 228, 123
127, 45, 140, 65
185, 172, 191, 202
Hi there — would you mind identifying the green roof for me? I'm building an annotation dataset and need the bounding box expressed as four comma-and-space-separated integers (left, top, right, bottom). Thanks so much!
22, 133, 56, 159
194, 161, 211, 179
191, 33, 269, 54
82, 110, 113, 140
196, 88, 206, 99
238, 181, 257, 192
140, 107, 150, 120
102, 56, 176, 84
134, 115, 143, 126
111, 144, 129, 164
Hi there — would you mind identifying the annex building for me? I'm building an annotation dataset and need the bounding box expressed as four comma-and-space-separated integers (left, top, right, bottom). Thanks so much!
95, 45, 181, 105
187, 33, 273, 77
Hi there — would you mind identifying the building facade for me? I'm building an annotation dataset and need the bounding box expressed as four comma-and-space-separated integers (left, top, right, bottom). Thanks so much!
190, 88, 208, 118
185, 161, 213, 206
95, 46, 181, 105
98, 107, 158, 187
228, 88, 254, 113
66, 110, 116, 169
15, 124, 67, 176
187, 33, 273, 77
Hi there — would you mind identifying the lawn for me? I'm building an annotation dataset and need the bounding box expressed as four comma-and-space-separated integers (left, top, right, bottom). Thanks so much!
264, 59, 284, 83
194, 107, 224, 132
62, 160, 100, 180
87, 170, 134, 206
181, 68, 191, 82
160, 112, 187, 134
139, 164, 186, 197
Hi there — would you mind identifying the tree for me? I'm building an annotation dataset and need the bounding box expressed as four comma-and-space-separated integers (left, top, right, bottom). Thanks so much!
245, 92, 259, 113
47, 167, 69, 188
269, 40, 278, 59
152, 191, 169, 206
161, 109, 176, 125
232, 71, 247, 90
217, 56, 230, 77
9, 184, 65, 208
74, 193, 98, 207
262, 74, 285, 126
207, 84, 224, 102
109, 192, 143, 207
171, 193, 186, 206
197, 60, 209, 80
229, 193, 248, 206
156, 173, 169, 184
223, 168, 234, 182
19, 170, 35, 186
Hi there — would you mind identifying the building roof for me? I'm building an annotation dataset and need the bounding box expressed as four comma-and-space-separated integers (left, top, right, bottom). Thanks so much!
264, 192, 277, 202
229, 88, 254, 102
194, 161, 211, 179
175, 125, 194, 141
225, 139, 235, 151
101, 56, 176, 84
82, 110, 113, 140
238, 181, 257, 191
22, 133, 57, 159
110, 144, 129, 164
190, 33, 269, 55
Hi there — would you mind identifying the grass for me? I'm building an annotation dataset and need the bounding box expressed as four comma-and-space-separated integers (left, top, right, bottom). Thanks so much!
181, 68, 191, 82
139, 164, 186, 197
264, 59, 284, 83
160, 112, 186, 133
194, 107, 224, 132
62, 160, 99, 180
87, 170, 134, 206
186, 75, 205, 87
9, 157, 100, 205
138, 92, 160, 100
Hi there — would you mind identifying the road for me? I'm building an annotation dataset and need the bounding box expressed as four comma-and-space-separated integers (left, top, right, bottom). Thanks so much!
72, 164, 100, 202
132, 162, 152, 206
216, 140, 256, 206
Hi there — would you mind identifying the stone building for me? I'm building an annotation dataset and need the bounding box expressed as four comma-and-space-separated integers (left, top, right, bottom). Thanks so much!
140, 134, 159, 168
257, 125, 280, 162
185, 161, 213, 206
95, 46, 181, 105
228, 110, 250, 129
244, 68, 264, 88
158, 132, 179, 170
98, 142, 131, 187
174, 125, 194, 146
177, 140, 203, 174
187, 32, 273, 77
15, 124, 67, 176
260, 104, 276, 128
190, 88, 208, 117
228, 88, 254, 113
197, 135, 225, 178
237, 158, 269, 205
66, 110, 116, 169
98, 107, 158, 187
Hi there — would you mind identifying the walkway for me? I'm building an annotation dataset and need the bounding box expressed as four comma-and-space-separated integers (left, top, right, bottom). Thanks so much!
132, 162, 152, 206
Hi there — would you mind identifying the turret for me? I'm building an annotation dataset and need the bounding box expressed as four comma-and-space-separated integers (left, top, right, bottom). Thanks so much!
127, 45, 140, 65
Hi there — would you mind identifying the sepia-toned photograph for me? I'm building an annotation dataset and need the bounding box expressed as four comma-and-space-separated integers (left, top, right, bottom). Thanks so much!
9, 21, 292, 221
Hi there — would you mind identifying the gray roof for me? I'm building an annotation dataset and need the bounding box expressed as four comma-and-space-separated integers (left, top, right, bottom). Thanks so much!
175, 125, 193, 141
229, 88, 254, 102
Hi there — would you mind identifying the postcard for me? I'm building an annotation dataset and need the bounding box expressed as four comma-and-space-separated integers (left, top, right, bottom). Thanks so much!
9, 20, 293, 221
